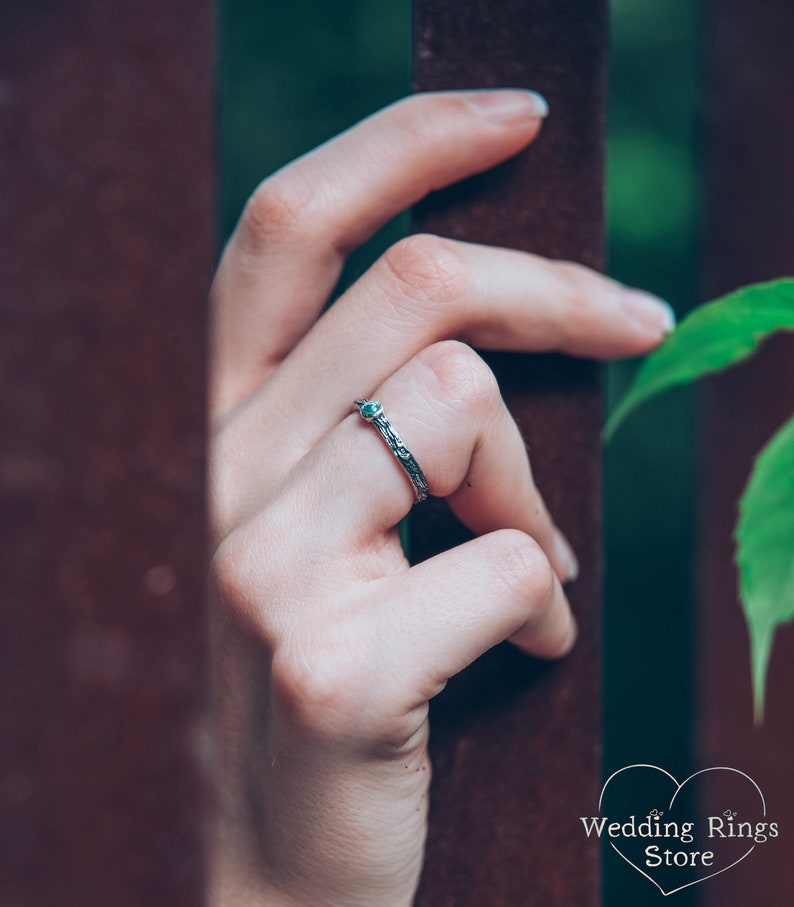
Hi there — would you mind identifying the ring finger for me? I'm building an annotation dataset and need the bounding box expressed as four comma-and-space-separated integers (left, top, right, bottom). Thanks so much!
282, 340, 578, 583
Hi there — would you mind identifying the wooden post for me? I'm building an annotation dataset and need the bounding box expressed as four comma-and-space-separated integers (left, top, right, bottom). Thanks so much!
412, 2, 606, 904
698, 0, 794, 903
0, 2, 214, 904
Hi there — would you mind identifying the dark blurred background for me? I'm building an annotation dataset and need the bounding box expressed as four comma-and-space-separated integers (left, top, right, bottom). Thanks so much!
218, 1, 700, 903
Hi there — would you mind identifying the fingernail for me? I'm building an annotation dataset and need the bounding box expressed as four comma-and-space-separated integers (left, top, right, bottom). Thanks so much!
552, 527, 579, 584
465, 89, 549, 124
621, 290, 676, 335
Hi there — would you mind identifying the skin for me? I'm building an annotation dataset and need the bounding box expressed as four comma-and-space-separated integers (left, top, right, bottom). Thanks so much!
208, 89, 674, 907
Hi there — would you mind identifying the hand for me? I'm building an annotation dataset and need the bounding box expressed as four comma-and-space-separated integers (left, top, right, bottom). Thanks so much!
207, 90, 673, 907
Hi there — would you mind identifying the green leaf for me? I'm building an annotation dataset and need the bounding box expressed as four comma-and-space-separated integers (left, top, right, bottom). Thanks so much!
736, 415, 794, 723
604, 279, 794, 440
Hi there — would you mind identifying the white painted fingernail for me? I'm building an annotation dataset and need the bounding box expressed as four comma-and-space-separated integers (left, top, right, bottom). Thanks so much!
552, 527, 579, 584
464, 89, 549, 124
622, 291, 676, 335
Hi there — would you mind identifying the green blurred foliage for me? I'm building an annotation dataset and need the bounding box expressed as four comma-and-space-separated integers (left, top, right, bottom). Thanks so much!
219, 0, 410, 235
219, 0, 411, 292
219, 2, 700, 903
604, 1, 698, 902
604, 0, 699, 766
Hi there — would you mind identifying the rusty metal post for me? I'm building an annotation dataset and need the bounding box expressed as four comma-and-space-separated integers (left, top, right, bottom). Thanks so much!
698, 1, 794, 904
0, 2, 214, 905
412, 2, 606, 904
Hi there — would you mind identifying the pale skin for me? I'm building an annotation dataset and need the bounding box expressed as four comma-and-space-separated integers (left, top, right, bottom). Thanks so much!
208, 89, 674, 906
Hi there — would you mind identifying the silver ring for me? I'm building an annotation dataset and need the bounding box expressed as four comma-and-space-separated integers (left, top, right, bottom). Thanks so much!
354, 399, 429, 503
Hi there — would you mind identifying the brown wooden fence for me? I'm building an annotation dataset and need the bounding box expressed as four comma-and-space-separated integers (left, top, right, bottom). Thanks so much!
411, 2, 605, 904
1, 2, 213, 904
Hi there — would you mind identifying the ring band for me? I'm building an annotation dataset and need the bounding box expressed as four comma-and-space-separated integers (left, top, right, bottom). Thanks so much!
354, 399, 430, 503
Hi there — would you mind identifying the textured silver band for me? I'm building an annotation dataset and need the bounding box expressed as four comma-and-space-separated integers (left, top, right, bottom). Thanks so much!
354, 398, 429, 503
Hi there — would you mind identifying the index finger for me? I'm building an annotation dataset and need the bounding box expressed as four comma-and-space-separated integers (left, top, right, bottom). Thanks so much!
210, 89, 549, 416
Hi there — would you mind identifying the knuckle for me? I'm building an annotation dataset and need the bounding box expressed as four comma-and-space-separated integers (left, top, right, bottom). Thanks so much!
487, 530, 556, 610
270, 631, 375, 742
239, 172, 313, 251
553, 259, 600, 310
210, 531, 251, 610
379, 233, 466, 307
387, 92, 478, 142
271, 625, 421, 752
383, 95, 438, 145
210, 515, 293, 639
420, 340, 500, 421
555, 259, 594, 286
544, 260, 602, 345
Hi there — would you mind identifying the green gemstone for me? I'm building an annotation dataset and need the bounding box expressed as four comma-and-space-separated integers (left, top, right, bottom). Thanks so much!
360, 401, 381, 419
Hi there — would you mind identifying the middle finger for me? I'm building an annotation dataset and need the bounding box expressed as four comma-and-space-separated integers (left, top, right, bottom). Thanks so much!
260, 233, 674, 449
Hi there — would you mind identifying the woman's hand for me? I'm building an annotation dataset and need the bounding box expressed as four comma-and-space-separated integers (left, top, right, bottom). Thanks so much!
207, 90, 673, 907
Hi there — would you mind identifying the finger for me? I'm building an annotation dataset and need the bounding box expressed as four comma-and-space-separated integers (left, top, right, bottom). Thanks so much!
261, 234, 675, 443
210, 89, 549, 414
274, 341, 577, 583
371, 530, 576, 709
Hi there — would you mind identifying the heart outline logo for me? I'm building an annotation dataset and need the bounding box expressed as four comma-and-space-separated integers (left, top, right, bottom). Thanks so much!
599, 764, 766, 896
